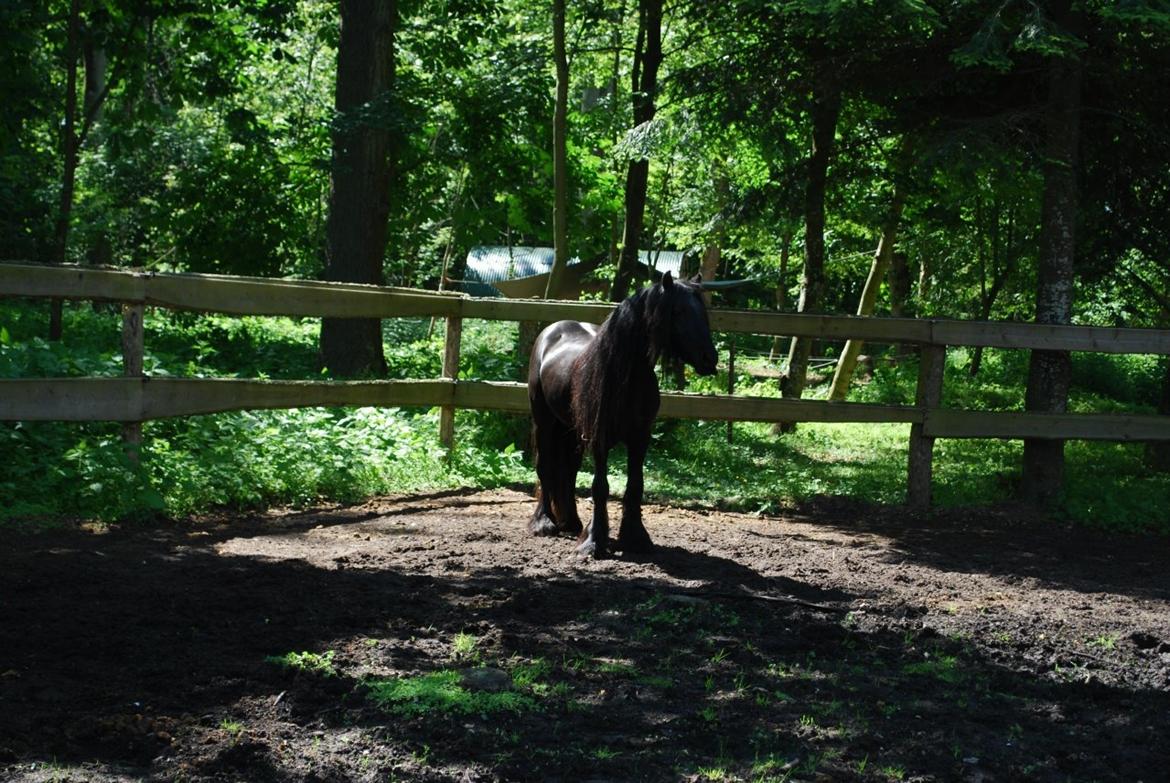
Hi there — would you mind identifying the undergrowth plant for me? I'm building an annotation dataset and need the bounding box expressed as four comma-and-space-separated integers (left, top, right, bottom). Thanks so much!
3, 300, 1169, 532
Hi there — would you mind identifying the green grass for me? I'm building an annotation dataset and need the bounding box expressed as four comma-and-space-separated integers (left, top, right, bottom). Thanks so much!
3, 300, 1170, 532
266, 649, 338, 677
365, 670, 536, 717
451, 631, 480, 661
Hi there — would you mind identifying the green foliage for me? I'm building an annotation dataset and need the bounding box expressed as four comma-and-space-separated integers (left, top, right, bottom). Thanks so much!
365, 670, 536, 717
0, 302, 512, 523
3, 0, 1170, 535
266, 649, 338, 677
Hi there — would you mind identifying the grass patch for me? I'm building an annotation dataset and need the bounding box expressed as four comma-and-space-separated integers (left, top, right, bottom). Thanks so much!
451, 631, 480, 661
365, 670, 536, 717
510, 658, 551, 688
266, 650, 337, 677
902, 655, 963, 684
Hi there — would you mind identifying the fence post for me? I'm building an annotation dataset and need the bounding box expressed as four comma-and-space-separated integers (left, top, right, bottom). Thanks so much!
439, 313, 463, 457
727, 336, 736, 444
907, 343, 945, 509
121, 303, 145, 462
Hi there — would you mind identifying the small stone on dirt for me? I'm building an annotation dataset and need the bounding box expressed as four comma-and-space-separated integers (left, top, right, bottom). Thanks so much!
461, 667, 511, 692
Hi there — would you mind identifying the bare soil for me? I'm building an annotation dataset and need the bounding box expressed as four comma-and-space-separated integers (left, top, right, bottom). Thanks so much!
2, 488, 1168, 782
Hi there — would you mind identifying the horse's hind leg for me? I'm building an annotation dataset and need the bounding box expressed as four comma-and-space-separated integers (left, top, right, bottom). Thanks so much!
529, 416, 560, 536
556, 441, 584, 535
530, 393, 579, 536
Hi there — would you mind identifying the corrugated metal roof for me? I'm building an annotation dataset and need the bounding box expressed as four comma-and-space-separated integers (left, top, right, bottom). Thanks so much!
464, 246, 684, 288
457, 245, 745, 298
640, 249, 684, 277
465, 246, 579, 285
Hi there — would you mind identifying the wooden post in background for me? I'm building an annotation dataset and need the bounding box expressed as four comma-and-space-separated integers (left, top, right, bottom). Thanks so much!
907, 344, 945, 509
727, 336, 736, 443
439, 314, 463, 457
121, 303, 144, 462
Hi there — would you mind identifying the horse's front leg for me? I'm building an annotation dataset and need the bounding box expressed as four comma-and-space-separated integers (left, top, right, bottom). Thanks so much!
577, 447, 609, 558
617, 436, 653, 555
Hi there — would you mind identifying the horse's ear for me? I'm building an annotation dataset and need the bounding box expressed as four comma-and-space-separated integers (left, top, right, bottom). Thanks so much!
690, 273, 703, 285
661, 270, 674, 289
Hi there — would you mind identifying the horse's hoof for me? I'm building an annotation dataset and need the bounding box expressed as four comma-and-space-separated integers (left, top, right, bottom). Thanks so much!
617, 533, 654, 555
530, 515, 558, 536
574, 539, 607, 559
560, 520, 584, 536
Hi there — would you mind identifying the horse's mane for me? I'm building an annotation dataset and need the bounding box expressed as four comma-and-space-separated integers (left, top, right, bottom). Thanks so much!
571, 282, 676, 450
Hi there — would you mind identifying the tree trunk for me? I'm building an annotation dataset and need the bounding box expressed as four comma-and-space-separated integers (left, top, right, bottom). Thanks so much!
319, 0, 396, 376
829, 153, 909, 401
970, 205, 1017, 377
83, 20, 109, 274
770, 229, 794, 360
699, 243, 719, 306
545, 0, 570, 299
1021, 10, 1083, 508
609, 0, 662, 302
781, 71, 840, 413
49, 0, 83, 341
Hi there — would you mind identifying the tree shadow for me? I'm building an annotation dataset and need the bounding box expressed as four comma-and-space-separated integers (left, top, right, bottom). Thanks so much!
795, 498, 1170, 603
0, 514, 1167, 782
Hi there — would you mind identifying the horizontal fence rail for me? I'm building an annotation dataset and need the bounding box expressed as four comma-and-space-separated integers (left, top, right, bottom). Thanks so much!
4, 261, 1170, 509
0, 377, 933, 425
5, 261, 1170, 353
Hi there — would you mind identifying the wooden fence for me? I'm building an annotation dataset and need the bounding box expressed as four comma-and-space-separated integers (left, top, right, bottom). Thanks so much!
4, 261, 1170, 509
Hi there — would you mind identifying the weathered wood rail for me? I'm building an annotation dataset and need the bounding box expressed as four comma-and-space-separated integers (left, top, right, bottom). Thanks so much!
4, 261, 1170, 508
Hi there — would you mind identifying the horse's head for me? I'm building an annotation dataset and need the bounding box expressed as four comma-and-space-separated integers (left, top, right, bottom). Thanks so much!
658, 271, 718, 376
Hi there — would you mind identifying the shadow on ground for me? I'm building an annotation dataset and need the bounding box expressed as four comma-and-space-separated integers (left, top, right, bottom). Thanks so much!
1, 490, 1168, 782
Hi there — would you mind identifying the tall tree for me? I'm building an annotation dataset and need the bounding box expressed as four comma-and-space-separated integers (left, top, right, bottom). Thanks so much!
828, 139, 912, 401
781, 61, 840, 409
609, 0, 662, 302
48, 0, 82, 341
545, 0, 570, 299
319, 0, 397, 376
1021, 2, 1083, 507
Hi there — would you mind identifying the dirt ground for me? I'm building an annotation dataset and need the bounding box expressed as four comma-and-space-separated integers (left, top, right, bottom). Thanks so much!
2, 488, 1169, 783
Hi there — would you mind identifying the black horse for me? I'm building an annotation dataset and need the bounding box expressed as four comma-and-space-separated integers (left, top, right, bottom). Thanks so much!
527, 271, 718, 558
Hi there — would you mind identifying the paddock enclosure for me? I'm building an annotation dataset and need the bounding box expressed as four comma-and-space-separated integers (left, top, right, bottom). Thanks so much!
4, 261, 1170, 509
3, 262, 1170, 781
1, 490, 1169, 781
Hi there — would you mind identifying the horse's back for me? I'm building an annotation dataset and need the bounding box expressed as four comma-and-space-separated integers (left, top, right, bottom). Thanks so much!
529, 320, 596, 421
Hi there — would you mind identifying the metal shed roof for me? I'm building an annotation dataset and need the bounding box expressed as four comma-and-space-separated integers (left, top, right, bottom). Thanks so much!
461, 246, 685, 297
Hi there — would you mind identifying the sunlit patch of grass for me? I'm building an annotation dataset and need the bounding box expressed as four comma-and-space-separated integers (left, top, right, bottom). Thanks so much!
509, 657, 550, 688
365, 671, 535, 717
881, 764, 907, 781
266, 649, 337, 677
451, 631, 480, 661
1087, 634, 1117, 650
902, 655, 963, 684
595, 658, 638, 676
219, 718, 244, 738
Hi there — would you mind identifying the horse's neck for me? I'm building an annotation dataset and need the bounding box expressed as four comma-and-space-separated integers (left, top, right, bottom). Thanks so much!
603, 300, 660, 377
